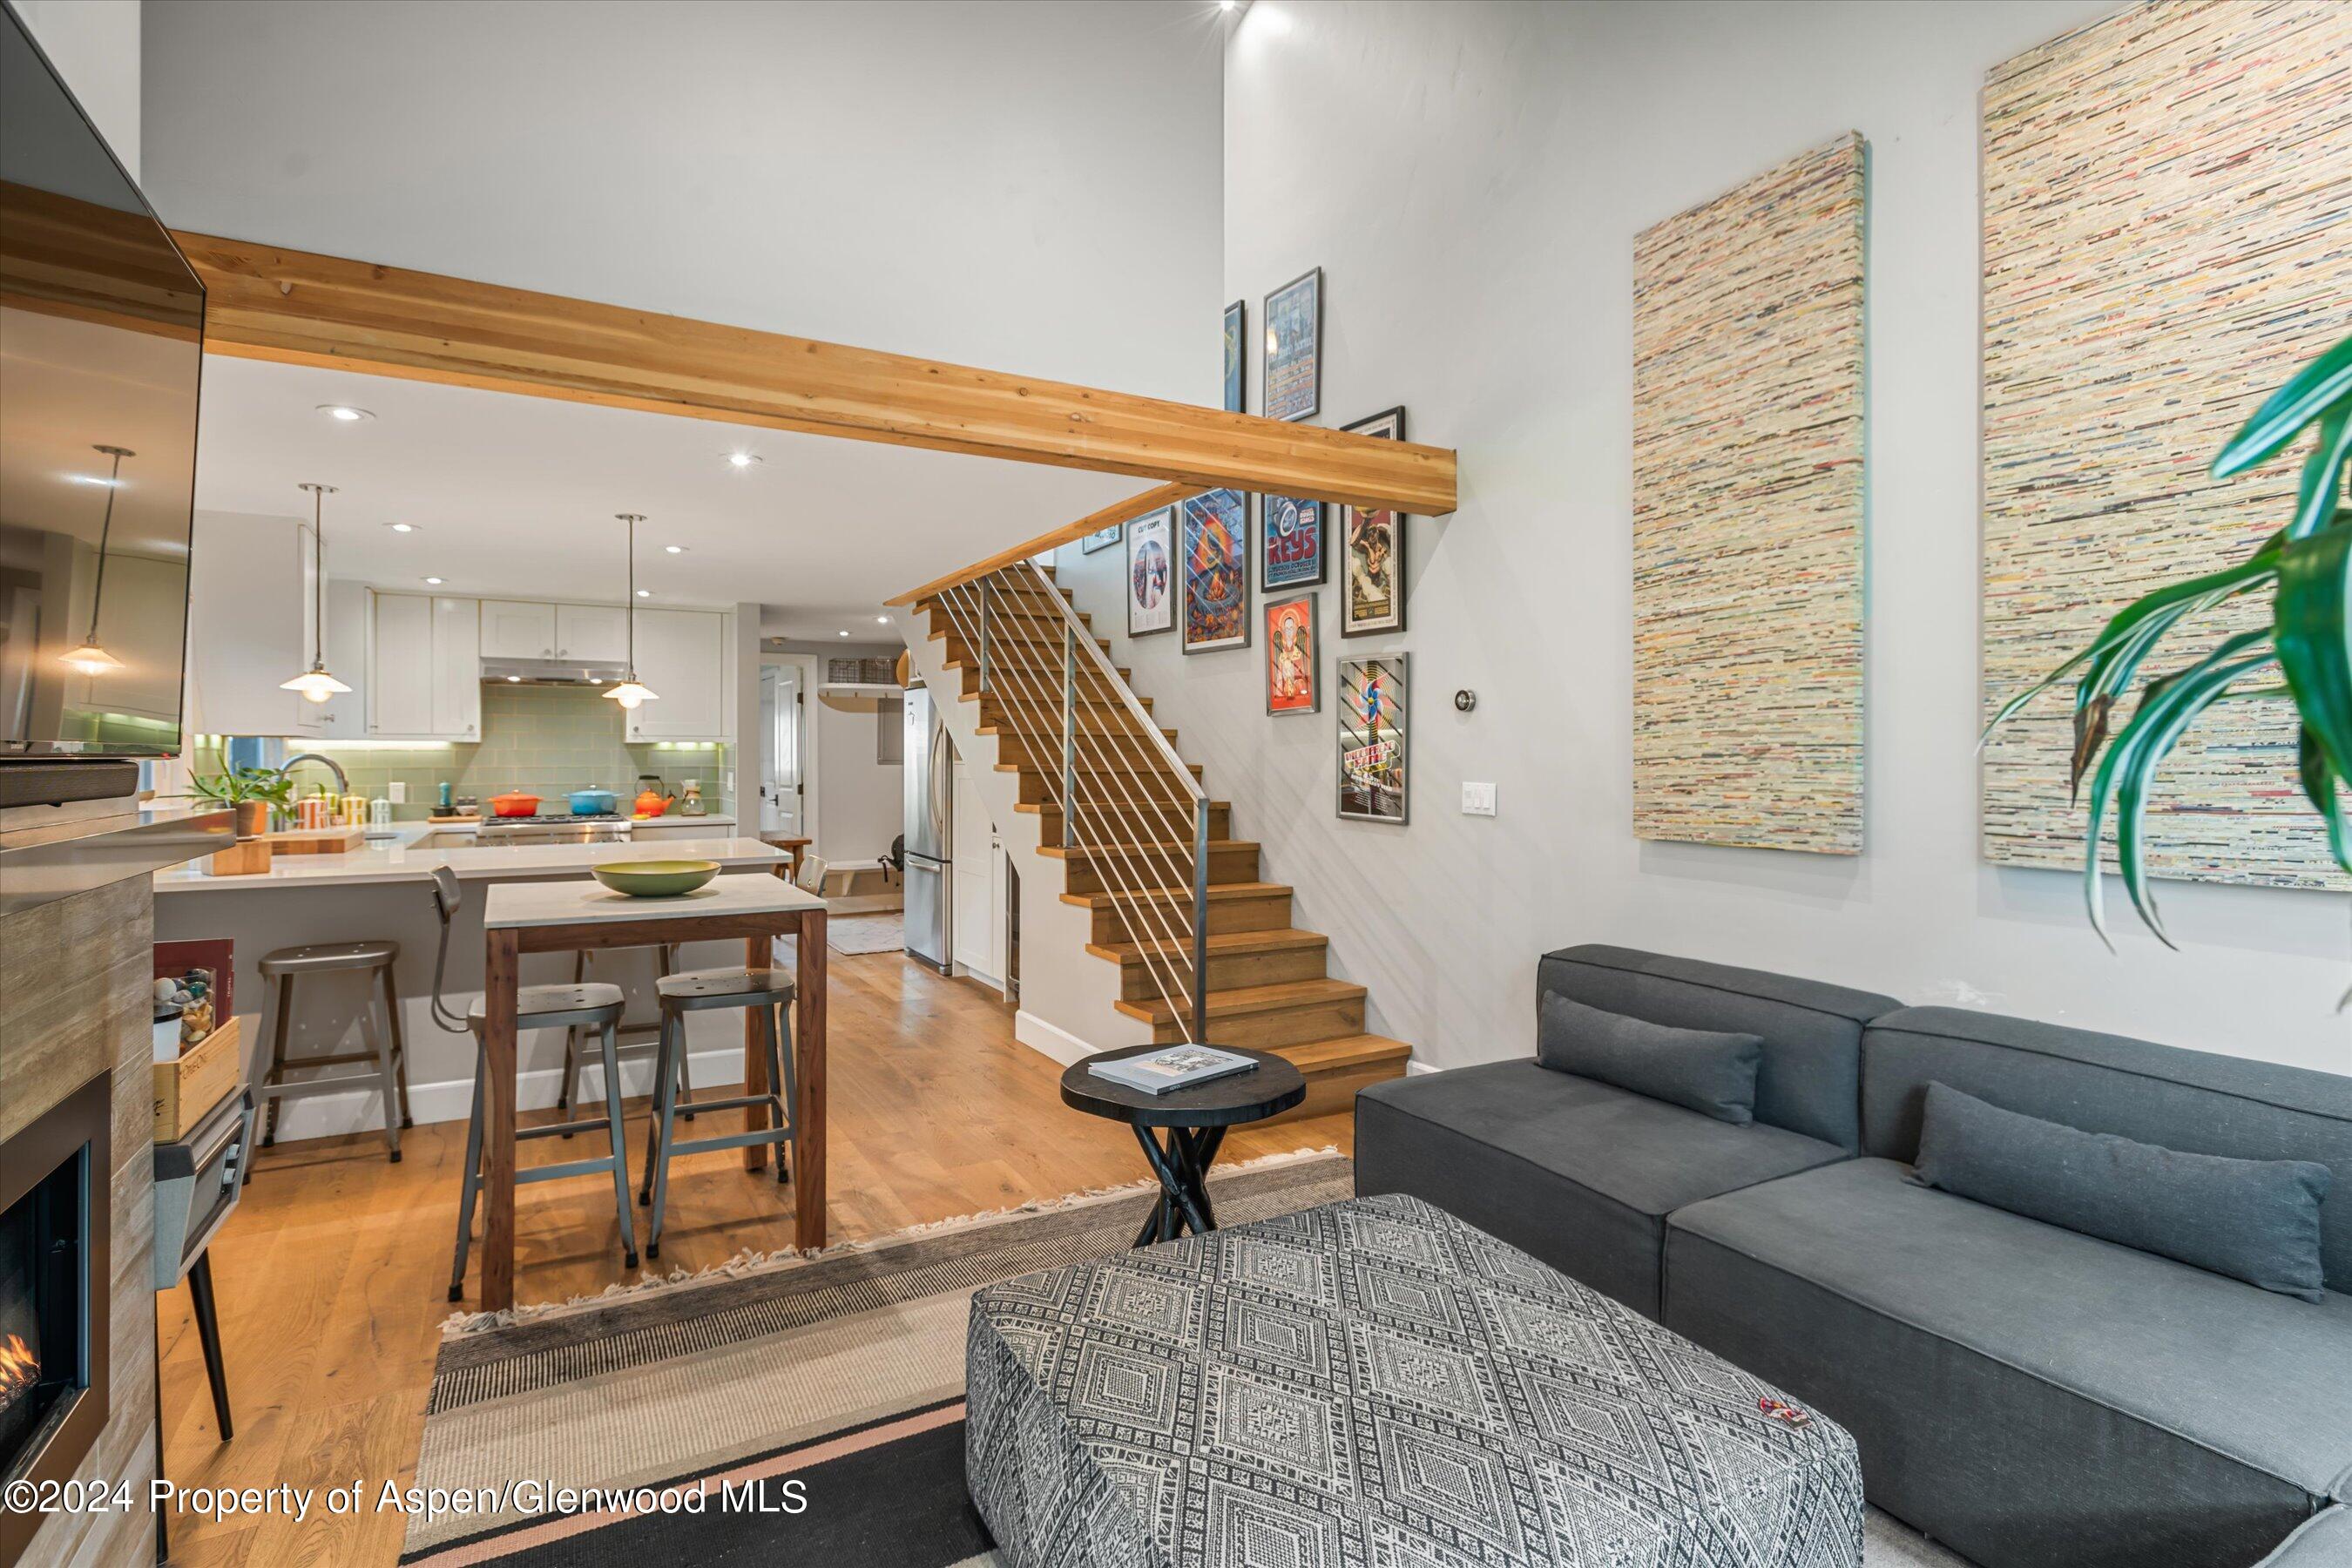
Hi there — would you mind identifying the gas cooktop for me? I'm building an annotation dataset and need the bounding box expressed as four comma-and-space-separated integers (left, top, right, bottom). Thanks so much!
486, 811, 625, 826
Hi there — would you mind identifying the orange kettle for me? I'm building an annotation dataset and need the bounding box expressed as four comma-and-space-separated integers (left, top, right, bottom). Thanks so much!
633, 786, 676, 818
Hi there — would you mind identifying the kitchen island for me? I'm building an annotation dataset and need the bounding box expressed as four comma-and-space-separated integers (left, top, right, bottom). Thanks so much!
154, 828, 794, 1145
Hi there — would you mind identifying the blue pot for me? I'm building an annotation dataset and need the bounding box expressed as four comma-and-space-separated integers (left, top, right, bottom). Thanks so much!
568, 788, 618, 816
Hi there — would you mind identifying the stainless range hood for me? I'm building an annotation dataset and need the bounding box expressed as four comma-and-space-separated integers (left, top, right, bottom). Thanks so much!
479, 657, 630, 687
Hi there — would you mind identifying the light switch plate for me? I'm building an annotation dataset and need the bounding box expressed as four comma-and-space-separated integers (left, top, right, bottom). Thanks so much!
1462, 781, 1497, 816
388, 781, 407, 804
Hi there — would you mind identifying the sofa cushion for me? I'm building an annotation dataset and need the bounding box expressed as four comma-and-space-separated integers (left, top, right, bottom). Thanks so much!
2256, 1507, 2352, 1566
1354, 1058, 1848, 1318
1664, 1158, 2352, 1568
1862, 1005, 2352, 1291
1914, 1080, 2332, 1301
1537, 990, 1762, 1124
1541, 945, 1898, 1150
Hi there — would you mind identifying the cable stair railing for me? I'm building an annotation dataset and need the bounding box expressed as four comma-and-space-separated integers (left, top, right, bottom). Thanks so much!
928, 563, 1213, 1044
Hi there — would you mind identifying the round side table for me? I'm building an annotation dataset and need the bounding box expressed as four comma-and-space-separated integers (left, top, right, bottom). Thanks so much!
1061, 1044, 1307, 1248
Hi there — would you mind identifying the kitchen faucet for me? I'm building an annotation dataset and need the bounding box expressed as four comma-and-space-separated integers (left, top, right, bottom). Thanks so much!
276, 752, 350, 794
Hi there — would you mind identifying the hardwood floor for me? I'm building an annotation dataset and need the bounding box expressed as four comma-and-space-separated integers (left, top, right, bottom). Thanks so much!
154, 951, 1355, 1567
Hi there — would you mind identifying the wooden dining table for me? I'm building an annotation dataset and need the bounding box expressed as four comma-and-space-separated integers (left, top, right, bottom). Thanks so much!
472, 871, 829, 1311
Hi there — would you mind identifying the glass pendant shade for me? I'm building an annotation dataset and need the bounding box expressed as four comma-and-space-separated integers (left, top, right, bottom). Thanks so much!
59, 641, 124, 676
287, 482, 347, 700
603, 513, 659, 708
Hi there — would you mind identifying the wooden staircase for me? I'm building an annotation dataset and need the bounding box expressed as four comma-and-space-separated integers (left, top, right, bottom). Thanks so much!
916, 565, 1409, 1119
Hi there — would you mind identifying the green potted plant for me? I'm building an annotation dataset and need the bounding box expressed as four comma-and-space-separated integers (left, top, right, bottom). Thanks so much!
182, 766, 297, 840
1984, 332, 2352, 951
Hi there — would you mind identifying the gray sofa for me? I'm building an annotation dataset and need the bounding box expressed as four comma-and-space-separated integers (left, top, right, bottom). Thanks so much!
1355, 945, 2352, 1568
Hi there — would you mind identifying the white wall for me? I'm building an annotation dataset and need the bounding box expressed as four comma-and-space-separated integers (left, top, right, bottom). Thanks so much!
1059, 0, 2352, 1079
14, 0, 139, 178
769, 638, 905, 866
140, 0, 1221, 402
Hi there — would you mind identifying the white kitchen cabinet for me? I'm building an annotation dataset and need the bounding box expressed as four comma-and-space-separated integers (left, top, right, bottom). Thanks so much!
186, 510, 325, 738
367, 591, 479, 740
480, 599, 558, 659
556, 603, 628, 662
623, 607, 731, 740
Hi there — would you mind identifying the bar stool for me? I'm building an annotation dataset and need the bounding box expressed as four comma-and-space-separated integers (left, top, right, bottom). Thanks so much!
426, 868, 639, 1299
553, 945, 693, 1134
253, 940, 411, 1166
639, 966, 798, 1260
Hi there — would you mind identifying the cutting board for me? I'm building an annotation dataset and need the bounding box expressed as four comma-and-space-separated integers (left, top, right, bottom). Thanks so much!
261, 827, 366, 854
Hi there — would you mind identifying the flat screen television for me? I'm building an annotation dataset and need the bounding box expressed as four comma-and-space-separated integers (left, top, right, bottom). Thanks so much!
0, 2, 203, 758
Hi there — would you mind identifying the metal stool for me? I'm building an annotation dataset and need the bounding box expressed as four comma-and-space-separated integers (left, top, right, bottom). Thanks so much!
639, 967, 797, 1260
553, 945, 693, 1134
426, 868, 640, 1298
253, 939, 411, 1166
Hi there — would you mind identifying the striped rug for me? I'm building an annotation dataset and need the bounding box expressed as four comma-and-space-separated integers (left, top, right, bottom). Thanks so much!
399, 1149, 1355, 1565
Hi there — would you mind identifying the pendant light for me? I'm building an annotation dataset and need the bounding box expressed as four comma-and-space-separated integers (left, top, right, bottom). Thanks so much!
57, 444, 134, 677
280, 482, 352, 703
603, 512, 659, 710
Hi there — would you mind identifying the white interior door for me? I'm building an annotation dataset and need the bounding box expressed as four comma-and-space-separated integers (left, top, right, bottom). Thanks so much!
759, 659, 804, 836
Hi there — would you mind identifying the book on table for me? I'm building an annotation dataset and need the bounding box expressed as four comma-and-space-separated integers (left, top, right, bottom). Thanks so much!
1089, 1044, 1259, 1095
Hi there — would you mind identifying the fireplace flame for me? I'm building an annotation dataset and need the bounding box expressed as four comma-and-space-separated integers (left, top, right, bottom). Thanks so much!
0, 1334, 36, 1406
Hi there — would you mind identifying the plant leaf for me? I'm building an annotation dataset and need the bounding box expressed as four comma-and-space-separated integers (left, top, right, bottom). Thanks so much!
2213, 333, 2352, 479
2110, 641, 2274, 946
2274, 525, 2352, 809
2285, 403, 2352, 542
2068, 694, 2112, 801
2298, 727, 2352, 875
2079, 630, 2271, 950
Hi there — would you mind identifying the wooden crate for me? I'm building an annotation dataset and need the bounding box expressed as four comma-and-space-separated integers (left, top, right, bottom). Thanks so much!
155, 1014, 242, 1142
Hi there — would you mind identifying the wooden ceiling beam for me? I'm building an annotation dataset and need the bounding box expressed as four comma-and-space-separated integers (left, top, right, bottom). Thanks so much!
886, 482, 1197, 606
172, 232, 1457, 517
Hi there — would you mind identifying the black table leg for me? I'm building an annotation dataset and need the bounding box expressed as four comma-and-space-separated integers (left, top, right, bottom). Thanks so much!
187, 1252, 233, 1441
1130, 1124, 1216, 1242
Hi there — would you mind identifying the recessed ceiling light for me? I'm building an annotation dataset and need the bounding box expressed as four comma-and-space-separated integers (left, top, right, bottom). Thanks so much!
838, 629, 850, 637
726, 452, 761, 470
635, 588, 652, 598
423, 576, 444, 585
664, 544, 686, 554
875, 615, 889, 624
316, 404, 375, 423
384, 522, 421, 534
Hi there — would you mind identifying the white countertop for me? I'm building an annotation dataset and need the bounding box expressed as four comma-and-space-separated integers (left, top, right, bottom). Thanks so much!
154, 821, 785, 893
483, 870, 822, 929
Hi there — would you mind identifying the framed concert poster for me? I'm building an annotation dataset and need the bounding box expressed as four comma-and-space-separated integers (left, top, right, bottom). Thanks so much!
1125, 506, 1174, 637
1222, 299, 1246, 413
1340, 405, 1407, 637
1338, 652, 1409, 823
1264, 595, 1319, 715
1081, 523, 1122, 555
1181, 490, 1250, 652
1262, 267, 1321, 422
1260, 494, 1326, 590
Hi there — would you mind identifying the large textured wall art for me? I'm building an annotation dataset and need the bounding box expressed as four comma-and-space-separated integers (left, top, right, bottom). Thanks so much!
1980, 1, 2352, 889
1632, 132, 1868, 854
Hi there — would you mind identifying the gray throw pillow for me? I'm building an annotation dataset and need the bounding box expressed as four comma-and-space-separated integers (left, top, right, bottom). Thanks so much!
1537, 990, 1762, 1125
1910, 1081, 2332, 1302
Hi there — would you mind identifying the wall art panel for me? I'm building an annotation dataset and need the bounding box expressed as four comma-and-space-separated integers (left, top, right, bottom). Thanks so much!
1980, 0, 2352, 889
1632, 132, 1867, 854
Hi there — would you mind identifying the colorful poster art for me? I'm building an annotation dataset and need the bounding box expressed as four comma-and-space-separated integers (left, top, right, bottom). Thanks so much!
1222, 299, 1246, 413
1181, 490, 1250, 652
1125, 507, 1174, 637
1264, 595, 1319, 715
1081, 523, 1122, 555
1262, 267, 1321, 422
1340, 406, 1408, 636
1260, 494, 1326, 589
1338, 653, 1409, 823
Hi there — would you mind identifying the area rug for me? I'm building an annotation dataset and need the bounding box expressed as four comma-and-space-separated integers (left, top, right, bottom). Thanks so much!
402, 1145, 1967, 1568
824, 911, 905, 955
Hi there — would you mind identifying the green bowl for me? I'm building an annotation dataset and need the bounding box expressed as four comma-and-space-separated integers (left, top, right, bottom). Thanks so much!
591, 859, 720, 897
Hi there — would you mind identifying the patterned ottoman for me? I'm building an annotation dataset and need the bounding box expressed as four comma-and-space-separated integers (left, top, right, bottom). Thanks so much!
966, 1193, 1862, 1567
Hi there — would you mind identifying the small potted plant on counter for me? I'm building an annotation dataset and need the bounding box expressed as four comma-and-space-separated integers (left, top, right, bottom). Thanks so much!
183, 766, 296, 841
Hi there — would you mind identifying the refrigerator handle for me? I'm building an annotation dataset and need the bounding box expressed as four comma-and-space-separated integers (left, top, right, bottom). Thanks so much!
931, 723, 951, 848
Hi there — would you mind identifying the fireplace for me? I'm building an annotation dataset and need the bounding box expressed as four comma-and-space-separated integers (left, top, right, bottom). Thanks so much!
0, 1071, 109, 1549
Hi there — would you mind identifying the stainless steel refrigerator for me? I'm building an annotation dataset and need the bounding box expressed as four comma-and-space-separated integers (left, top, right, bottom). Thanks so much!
902, 685, 953, 972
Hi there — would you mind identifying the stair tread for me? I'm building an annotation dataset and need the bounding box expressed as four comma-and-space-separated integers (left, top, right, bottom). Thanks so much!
1044, 839, 1255, 860
1086, 927, 1325, 962
1063, 880, 1287, 908
1020, 798, 1227, 814
1115, 977, 1368, 1024
1278, 1033, 1414, 1071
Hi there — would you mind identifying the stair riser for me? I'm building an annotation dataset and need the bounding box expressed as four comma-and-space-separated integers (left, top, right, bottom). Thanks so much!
1066, 843, 1258, 897
976, 699, 1153, 733
1149, 994, 1366, 1049
1116, 940, 1326, 1000
1013, 767, 1202, 808
1282, 1054, 1404, 1121
935, 630, 1111, 669
1041, 802, 1228, 841
994, 735, 1186, 775
1090, 890, 1288, 944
